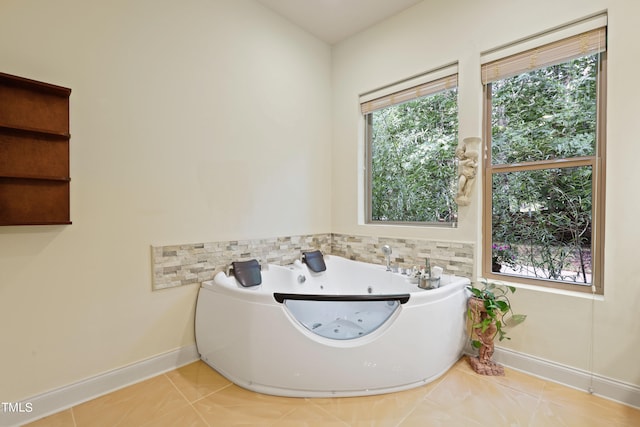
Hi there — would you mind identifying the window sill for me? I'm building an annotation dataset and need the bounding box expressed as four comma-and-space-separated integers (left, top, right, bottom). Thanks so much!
366, 220, 458, 228
481, 276, 604, 301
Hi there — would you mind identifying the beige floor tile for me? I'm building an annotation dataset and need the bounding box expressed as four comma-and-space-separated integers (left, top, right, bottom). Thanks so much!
194, 384, 303, 408
193, 399, 294, 426
425, 367, 540, 426
22, 409, 75, 427
451, 357, 470, 371
271, 404, 349, 426
542, 380, 638, 413
192, 384, 303, 426
311, 386, 429, 427
399, 399, 485, 427
72, 375, 189, 427
165, 361, 232, 402
455, 356, 548, 398
531, 398, 640, 427
494, 366, 548, 397
138, 404, 209, 427
534, 385, 640, 427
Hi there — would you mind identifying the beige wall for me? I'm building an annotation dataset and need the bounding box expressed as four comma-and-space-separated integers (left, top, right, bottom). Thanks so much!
0, 0, 331, 401
331, 0, 640, 387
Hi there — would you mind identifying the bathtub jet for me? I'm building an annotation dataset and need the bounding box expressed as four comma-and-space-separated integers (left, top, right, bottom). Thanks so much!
195, 254, 470, 397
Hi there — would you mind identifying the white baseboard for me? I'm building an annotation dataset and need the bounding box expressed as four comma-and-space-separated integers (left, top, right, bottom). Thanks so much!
1, 344, 199, 427
493, 347, 640, 409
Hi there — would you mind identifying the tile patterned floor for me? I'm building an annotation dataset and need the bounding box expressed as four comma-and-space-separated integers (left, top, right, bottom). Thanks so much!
23, 358, 640, 426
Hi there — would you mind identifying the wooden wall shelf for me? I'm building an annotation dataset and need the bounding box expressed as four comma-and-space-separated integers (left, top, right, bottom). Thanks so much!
0, 124, 70, 139
0, 72, 71, 226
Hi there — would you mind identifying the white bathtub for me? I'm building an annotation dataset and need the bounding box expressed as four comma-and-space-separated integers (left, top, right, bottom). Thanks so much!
195, 255, 470, 397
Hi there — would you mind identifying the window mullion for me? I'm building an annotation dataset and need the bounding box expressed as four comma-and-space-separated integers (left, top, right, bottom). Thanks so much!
490, 156, 596, 173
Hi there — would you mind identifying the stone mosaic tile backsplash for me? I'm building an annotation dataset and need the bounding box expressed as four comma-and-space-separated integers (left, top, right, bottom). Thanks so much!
152, 234, 331, 290
331, 233, 474, 277
152, 233, 474, 290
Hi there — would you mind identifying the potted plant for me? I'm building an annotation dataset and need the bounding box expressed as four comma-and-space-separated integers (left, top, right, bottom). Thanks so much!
491, 243, 516, 272
466, 279, 526, 375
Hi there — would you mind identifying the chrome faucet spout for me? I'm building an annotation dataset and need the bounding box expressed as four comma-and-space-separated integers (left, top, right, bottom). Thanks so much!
381, 245, 392, 271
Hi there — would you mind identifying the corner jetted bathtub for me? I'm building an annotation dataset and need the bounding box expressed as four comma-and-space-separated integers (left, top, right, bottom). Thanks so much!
195, 254, 470, 397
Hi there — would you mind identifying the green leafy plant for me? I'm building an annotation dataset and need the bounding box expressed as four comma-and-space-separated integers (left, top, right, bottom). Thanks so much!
467, 279, 526, 348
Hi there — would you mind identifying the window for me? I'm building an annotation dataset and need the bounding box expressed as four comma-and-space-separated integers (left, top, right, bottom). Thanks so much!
361, 66, 459, 225
482, 17, 606, 293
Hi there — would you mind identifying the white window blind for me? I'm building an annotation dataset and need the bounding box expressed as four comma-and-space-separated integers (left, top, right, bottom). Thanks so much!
360, 64, 458, 114
481, 14, 607, 84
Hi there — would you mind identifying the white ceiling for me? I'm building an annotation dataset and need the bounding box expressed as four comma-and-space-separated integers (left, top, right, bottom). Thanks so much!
255, 0, 424, 44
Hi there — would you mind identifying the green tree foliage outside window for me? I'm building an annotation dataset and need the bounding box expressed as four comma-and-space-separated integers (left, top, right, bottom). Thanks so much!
367, 88, 459, 224
489, 54, 600, 286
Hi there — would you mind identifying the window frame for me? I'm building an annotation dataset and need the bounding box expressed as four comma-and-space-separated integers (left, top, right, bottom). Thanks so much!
361, 68, 460, 227
482, 33, 607, 294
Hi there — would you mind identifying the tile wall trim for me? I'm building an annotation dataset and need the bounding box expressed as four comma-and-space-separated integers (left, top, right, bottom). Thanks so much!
151, 233, 475, 291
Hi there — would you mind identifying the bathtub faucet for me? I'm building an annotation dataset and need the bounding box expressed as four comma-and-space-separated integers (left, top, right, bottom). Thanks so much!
381, 245, 392, 271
